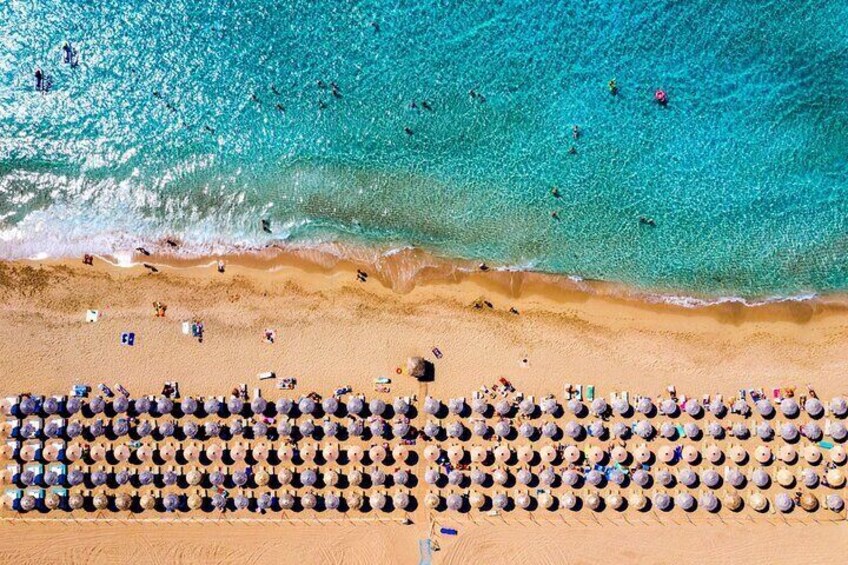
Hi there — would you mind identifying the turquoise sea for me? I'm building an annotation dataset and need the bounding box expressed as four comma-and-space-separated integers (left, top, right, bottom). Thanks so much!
1, 1, 847, 301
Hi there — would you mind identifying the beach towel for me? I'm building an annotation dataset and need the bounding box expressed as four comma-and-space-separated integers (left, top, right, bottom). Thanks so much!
440, 527, 458, 536
120, 332, 135, 346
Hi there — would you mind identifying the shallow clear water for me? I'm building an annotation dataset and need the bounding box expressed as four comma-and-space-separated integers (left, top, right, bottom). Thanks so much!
1, 0, 848, 299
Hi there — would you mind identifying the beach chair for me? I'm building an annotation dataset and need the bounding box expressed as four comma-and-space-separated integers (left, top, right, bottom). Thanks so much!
4, 419, 19, 438
4, 488, 21, 510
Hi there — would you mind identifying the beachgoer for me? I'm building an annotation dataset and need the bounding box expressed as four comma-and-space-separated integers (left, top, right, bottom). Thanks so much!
83, 254, 93, 265
217, 260, 225, 273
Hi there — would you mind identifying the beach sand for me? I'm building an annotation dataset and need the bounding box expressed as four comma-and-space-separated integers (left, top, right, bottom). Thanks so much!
1, 252, 847, 563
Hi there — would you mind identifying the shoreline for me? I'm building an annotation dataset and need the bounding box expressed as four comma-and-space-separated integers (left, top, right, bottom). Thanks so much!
25, 240, 848, 317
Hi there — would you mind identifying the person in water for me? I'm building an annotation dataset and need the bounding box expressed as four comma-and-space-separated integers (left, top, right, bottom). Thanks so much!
62, 42, 79, 67
34, 68, 44, 91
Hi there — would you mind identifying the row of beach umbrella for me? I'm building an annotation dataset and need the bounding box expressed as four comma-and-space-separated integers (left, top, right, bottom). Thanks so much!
7, 394, 847, 421
10, 488, 844, 514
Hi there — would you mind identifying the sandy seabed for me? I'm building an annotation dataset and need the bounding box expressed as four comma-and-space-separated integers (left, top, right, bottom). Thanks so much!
0, 252, 847, 564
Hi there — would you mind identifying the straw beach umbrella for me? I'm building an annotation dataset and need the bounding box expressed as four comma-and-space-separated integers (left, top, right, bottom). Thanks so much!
826, 495, 844, 512
301, 492, 317, 510
780, 398, 799, 418
518, 398, 534, 416
752, 469, 771, 488
636, 397, 653, 415
778, 444, 797, 464
567, 399, 584, 416
492, 492, 508, 510
775, 492, 794, 513
653, 492, 672, 511
676, 492, 695, 511
393, 491, 410, 510
423, 397, 441, 416
279, 492, 295, 510
830, 397, 848, 418
393, 397, 410, 415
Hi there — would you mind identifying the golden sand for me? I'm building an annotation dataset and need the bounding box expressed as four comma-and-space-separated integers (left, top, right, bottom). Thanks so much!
1, 253, 848, 563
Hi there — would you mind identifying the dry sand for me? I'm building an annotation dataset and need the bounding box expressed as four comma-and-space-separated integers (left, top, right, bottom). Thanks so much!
1, 253, 847, 564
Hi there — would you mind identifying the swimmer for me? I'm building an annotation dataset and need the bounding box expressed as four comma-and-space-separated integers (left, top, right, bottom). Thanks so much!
203, 125, 215, 134
275, 103, 285, 112
421, 100, 433, 111
34, 68, 44, 90
572, 125, 580, 139
317, 80, 327, 89
62, 43, 73, 64
568, 146, 577, 155
639, 216, 656, 227
318, 100, 327, 110
371, 21, 380, 32
551, 187, 560, 198
251, 93, 259, 102
270, 85, 280, 95
404, 126, 413, 136
409, 101, 418, 109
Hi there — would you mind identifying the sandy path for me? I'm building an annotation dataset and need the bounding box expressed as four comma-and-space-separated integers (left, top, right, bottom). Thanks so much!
0, 518, 845, 565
